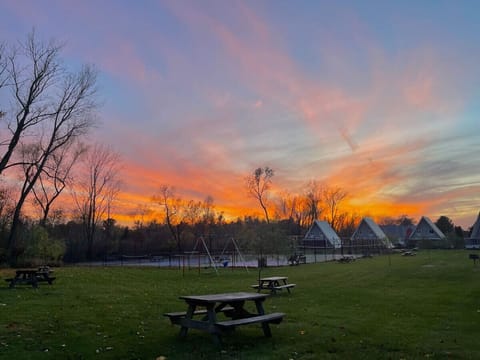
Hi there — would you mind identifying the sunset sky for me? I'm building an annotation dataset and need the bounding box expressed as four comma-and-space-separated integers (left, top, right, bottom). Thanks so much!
1, 1, 479, 228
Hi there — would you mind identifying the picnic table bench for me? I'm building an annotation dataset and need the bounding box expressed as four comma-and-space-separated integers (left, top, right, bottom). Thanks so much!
165, 292, 285, 344
164, 306, 236, 321
215, 313, 284, 333
5, 267, 56, 288
251, 276, 296, 294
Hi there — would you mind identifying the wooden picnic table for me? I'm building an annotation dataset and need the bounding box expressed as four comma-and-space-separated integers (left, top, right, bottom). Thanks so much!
288, 254, 306, 265
251, 276, 296, 294
5, 267, 56, 288
164, 291, 284, 344
469, 253, 479, 264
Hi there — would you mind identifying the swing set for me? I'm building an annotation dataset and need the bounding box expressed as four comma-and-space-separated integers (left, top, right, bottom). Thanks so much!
188, 236, 249, 275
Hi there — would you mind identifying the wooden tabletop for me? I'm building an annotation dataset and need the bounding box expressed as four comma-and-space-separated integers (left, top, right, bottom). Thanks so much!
179, 292, 269, 303
259, 276, 287, 281
15, 269, 38, 274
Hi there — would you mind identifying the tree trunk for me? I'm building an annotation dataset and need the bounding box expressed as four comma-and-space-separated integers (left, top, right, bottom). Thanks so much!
7, 191, 29, 266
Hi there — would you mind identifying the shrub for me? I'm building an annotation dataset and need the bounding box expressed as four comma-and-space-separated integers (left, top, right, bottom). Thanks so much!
23, 226, 66, 266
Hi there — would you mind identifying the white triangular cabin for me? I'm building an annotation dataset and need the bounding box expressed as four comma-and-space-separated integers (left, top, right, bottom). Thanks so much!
408, 216, 446, 243
303, 220, 342, 249
351, 217, 392, 249
380, 224, 415, 247
465, 212, 480, 249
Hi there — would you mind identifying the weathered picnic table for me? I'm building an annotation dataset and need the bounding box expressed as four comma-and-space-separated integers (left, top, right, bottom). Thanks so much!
288, 254, 306, 265
469, 253, 479, 265
251, 276, 296, 294
164, 292, 284, 344
5, 267, 56, 288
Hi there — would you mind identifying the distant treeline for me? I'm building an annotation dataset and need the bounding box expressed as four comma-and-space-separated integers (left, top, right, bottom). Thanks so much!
0, 213, 468, 267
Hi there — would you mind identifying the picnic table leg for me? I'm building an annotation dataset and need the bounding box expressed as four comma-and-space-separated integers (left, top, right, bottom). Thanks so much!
206, 305, 222, 345
272, 281, 280, 295
40, 273, 53, 285
24, 272, 37, 288
30, 274, 38, 288
283, 279, 291, 294
179, 304, 196, 337
254, 299, 272, 337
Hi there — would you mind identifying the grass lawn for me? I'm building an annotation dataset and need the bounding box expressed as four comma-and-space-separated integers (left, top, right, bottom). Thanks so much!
1, 250, 479, 359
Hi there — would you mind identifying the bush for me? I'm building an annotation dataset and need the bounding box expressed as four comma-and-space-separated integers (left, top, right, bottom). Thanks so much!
23, 226, 66, 266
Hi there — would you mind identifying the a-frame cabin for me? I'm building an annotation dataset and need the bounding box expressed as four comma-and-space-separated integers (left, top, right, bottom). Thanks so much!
303, 220, 342, 249
351, 217, 392, 251
465, 212, 480, 249
408, 216, 446, 247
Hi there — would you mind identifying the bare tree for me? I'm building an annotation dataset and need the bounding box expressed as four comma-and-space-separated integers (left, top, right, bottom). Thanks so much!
274, 190, 295, 220
131, 204, 154, 230
303, 180, 324, 227
1, 32, 96, 173
2, 32, 98, 262
245, 167, 274, 223
201, 195, 215, 224
73, 143, 122, 261
152, 185, 183, 251
292, 196, 310, 229
336, 212, 360, 238
183, 199, 202, 226
323, 186, 347, 231
198, 195, 217, 236
0, 42, 7, 116
31, 142, 86, 226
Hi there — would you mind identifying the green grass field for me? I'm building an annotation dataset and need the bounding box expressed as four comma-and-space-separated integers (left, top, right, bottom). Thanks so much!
1, 250, 479, 359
